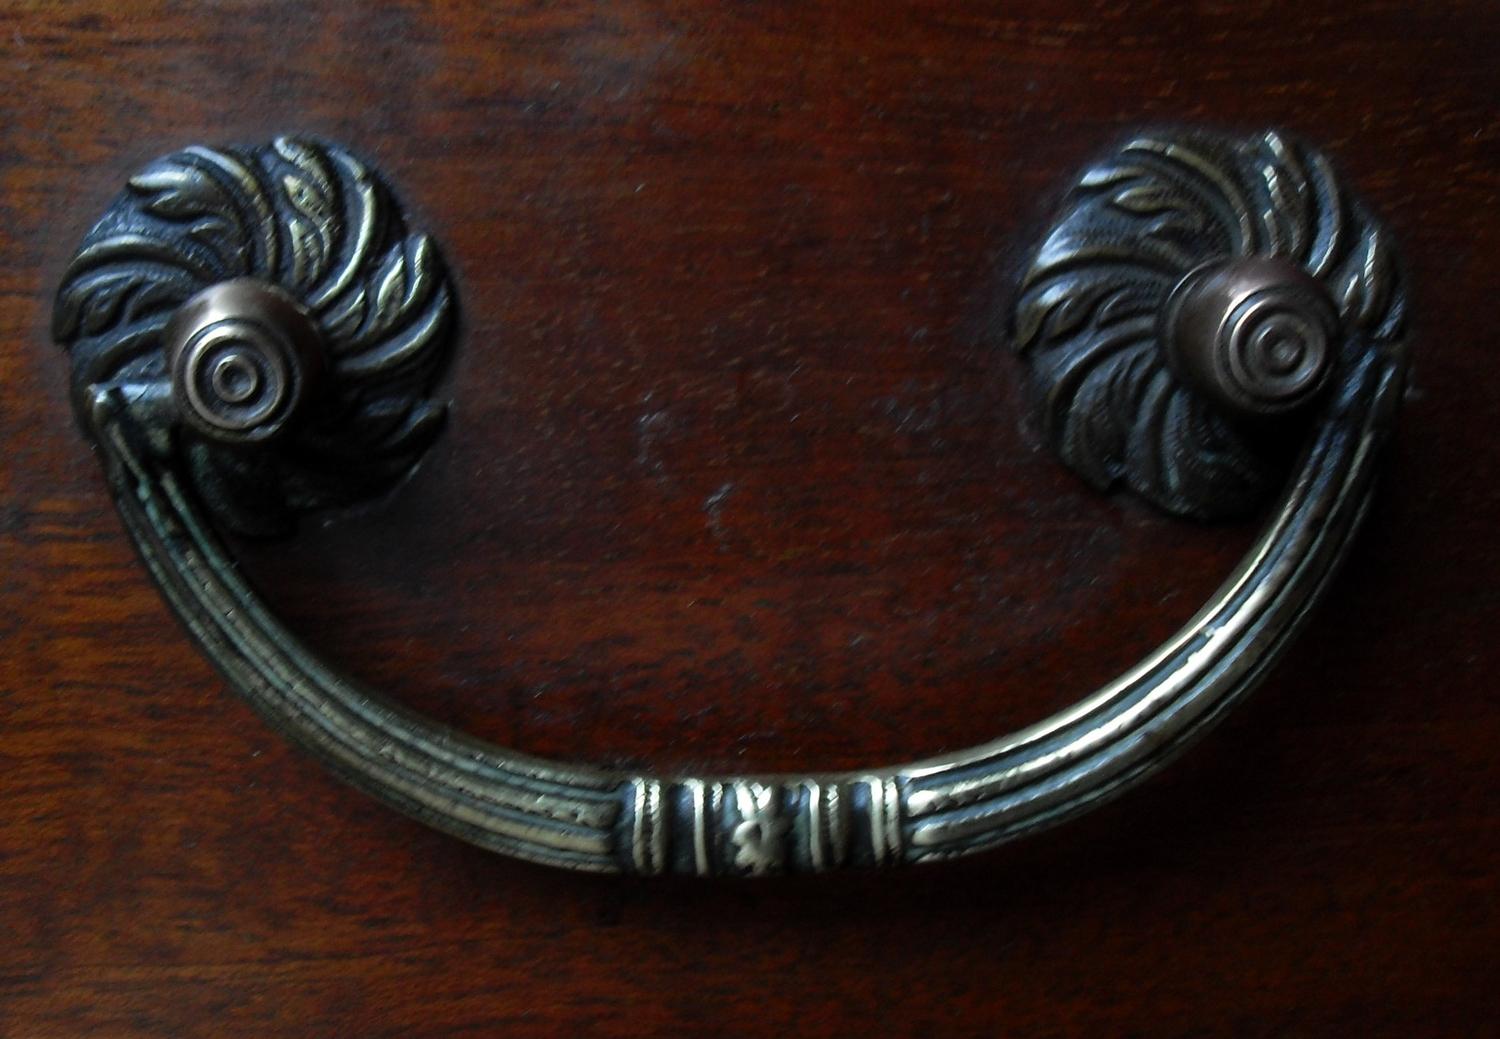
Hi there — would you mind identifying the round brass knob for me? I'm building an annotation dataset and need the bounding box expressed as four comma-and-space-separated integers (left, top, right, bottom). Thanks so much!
1162, 256, 1338, 421
163, 278, 325, 444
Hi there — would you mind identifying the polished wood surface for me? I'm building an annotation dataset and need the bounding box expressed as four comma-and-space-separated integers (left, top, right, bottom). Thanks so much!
2, 2, 1497, 1035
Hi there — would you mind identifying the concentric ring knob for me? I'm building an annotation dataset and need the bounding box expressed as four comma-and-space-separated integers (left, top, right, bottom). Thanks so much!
1161, 256, 1338, 422
163, 278, 325, 444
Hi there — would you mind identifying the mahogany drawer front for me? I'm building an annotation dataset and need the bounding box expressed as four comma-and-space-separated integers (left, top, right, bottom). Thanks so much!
2, 2, 1496, 1036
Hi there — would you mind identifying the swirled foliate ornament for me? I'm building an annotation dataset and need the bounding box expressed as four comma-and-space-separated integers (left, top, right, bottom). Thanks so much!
53, 137, 455, 535
1013, 128, 1405, 519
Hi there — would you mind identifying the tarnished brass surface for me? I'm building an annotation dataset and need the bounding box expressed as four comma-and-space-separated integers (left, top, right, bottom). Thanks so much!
54, 128, 1409, 875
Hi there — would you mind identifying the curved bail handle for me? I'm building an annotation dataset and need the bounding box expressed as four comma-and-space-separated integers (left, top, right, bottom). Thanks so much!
54, 128, 1408, 875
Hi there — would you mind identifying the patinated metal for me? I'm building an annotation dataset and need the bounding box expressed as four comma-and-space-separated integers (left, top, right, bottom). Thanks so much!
54, 137, 454, 536
1013, 128, 1403, 519
52, 128, 1409, 875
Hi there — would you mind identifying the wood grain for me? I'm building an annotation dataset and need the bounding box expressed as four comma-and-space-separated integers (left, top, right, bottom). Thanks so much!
2, 1, 1497, 1035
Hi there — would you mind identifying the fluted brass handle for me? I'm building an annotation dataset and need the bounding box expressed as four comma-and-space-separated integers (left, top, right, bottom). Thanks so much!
54, 128, 1408, 875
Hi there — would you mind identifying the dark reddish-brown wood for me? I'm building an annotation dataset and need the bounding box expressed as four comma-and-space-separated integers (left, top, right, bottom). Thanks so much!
2, 2, 1497, 1035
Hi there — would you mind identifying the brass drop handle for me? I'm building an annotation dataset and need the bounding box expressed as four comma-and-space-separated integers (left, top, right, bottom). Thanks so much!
53, 128, 1408, 875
